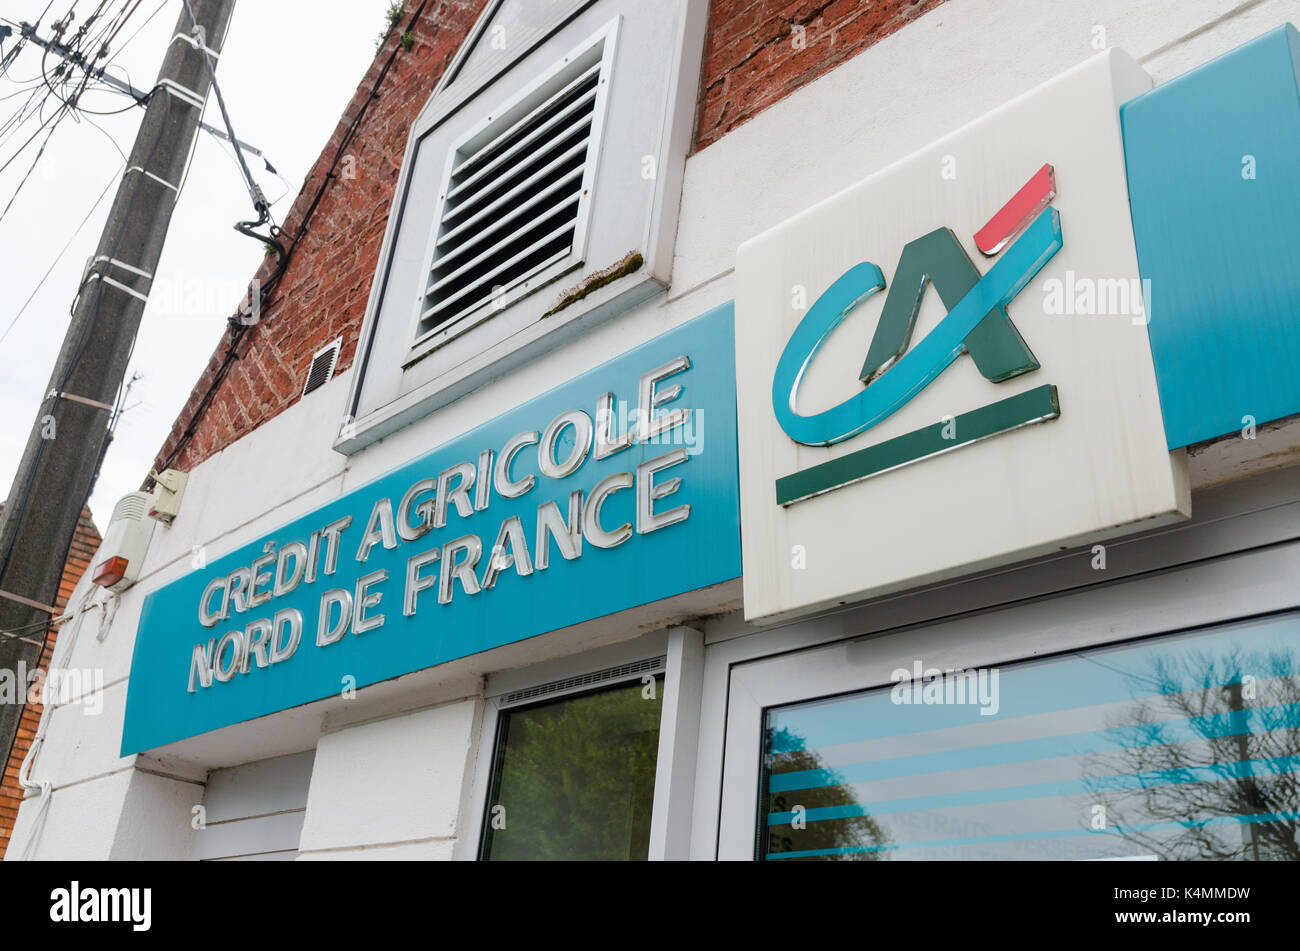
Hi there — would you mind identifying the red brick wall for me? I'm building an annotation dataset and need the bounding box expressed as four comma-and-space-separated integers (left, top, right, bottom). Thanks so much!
0, 507, 100, 858
154, 0, 490, 474
153, 0, 950, 475
695, 0, 951, 150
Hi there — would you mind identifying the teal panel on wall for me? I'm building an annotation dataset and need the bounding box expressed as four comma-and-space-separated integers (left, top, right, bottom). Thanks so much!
122, 304, 740, 754
1121, 24, 1300, 449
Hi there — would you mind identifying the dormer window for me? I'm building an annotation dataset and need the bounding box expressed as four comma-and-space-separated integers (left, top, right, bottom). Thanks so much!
339, 0, 707, 453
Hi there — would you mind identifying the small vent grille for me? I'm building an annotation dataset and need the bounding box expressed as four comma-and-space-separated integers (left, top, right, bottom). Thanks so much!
110, 491, 150, 524
418, 38, 608, 337
302, 338, 341, 396
500, 656, 666, 708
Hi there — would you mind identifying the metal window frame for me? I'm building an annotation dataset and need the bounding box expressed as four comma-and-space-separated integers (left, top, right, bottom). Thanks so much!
670, 467, 1300, 862
690, 469, 1300, 859
456, 625, 705, 861
404, 17, 620, 366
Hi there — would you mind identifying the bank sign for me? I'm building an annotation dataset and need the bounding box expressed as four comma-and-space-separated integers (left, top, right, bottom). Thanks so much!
122, 305, 740, 753
734, 51, 1190, 622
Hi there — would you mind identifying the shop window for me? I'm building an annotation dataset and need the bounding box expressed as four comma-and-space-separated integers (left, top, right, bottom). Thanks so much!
758, 612, 1300, 860
479, 673, 665, 860
338, 0, 707, 453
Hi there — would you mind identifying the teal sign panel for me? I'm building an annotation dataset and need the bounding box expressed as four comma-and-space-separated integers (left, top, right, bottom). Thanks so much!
122, 304, 740, 753
1121, 24, 1300, 448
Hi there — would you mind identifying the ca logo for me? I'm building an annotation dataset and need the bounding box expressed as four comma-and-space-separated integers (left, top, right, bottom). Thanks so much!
774, 164, 1064, 505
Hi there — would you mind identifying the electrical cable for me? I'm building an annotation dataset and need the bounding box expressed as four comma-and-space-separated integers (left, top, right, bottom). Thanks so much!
0, 31, 23, 79
0, 60, 172, 591
106, 0, 167, 61
4, 5, 282, 169
0, 0, 155, 308
36, 1, 62, 26
0, 100, 77, 223
16, 583, 117, 860
37, 4, 111, 112
0, 79, 49, 103
0, 87, 51, 152
0, 158, 123, 346
179, 0, 282, 258
0, 610, 75, 641
0, 0, 135, 798
153, 0, 434, 480
79, 112, 128, 162
0, 95, 64, 173
0, 6, 114, 208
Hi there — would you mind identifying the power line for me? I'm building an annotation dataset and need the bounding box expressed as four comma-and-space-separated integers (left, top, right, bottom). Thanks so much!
78, 108, 130, 161
12, 16, 277, 158
0, 3, 283, 361
108, 0, 168, 60
0, 0, 149, 146
0, 25, 23, 78
0, 159, 122, 346
0, 0, 238, 782
0, 41, 175, 583
0, 4, 128, 216
154, 0, 435, 479
0, 100, 76, 222
178, 0, 281, 256
0, 91, 64, 172
0, 79, 48, 103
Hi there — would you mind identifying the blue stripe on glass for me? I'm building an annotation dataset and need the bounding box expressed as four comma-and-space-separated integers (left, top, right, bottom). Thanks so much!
769, 702, 1300, 794
765, 811, 1300, 859
767, 754, 1300, 826
766, 614, 1297, 751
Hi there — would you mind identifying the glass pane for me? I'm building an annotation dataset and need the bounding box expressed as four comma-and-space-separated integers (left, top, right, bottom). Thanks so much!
759, 611, 1300, 861
481, 675, 664, 860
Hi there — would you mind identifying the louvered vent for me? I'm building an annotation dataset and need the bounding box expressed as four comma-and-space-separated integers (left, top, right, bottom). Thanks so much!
418, 38, 608, 338
500, 656, 665, 707
110, 491, 150, 524
302, 338, 341, 396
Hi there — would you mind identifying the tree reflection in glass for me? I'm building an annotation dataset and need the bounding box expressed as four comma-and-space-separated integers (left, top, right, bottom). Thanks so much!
1082, 646, 1300, 860
762, 725, 891, 860
481, 676, 663, 861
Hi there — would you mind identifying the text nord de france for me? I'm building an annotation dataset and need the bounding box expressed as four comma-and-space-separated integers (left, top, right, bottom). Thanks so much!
187, 356, 700, 693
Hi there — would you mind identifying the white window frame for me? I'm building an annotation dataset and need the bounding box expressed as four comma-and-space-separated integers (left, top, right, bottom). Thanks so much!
336, 0, 709, 456
404, 18, 620, 367
456, 625, 705, 861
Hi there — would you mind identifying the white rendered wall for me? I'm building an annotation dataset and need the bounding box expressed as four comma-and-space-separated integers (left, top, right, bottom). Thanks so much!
296, 698, 481, 859
8, 0, 1297, 860
190, 751, 315, 860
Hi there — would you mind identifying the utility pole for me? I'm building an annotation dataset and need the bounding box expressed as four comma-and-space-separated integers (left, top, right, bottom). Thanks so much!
0, 0, 238, 770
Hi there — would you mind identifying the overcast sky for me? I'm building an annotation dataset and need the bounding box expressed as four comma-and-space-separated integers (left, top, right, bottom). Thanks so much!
0, 0, 394, 529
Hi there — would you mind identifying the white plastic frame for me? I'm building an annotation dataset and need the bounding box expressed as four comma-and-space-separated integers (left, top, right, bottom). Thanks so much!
456, 625, 705, 861
404, 18, 620, 366
335, 0, 709, 456
682, 468, 1300, 860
